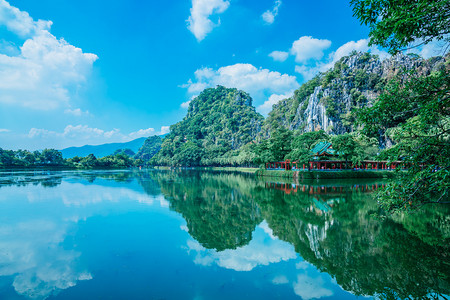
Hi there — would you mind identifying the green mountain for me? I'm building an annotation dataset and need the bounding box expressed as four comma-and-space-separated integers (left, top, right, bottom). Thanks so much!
152, 86, 264, 166
60, 137, 147, 158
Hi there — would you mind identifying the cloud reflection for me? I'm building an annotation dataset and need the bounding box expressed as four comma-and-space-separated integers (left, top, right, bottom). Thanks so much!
0, 180, 168, 299
186, 221, 297, 271
0, 220, 91, 299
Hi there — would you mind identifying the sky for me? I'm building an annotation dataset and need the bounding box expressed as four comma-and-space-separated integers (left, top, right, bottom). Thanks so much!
0, 0, 444, 150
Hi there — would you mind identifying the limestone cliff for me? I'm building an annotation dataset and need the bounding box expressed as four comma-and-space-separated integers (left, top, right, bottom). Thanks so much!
262, 52, 446, 144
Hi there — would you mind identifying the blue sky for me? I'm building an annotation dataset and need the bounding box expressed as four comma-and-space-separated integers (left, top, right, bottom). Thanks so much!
0, 0, 442, 150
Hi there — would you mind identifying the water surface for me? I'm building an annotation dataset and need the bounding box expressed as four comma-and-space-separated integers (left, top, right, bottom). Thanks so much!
0, 170, 448, 299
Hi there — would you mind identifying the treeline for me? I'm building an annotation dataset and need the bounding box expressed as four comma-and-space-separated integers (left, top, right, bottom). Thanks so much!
0, 148, 139, 169
146, 128, 379, 168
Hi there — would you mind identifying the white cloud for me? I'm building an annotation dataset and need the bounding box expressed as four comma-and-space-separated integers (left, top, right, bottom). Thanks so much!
187, 0, 230, 41
183, 63, 299, 114
0, 128, 10, 133
181, 100, 191, 109
406, 37, 450, 58
128, 127, 155, 140
269, 50, 289, 62
0, 0, 98, 110
294, 38, 390, 81
257, 92, 293, 115
64, 108, 90, 117
290, 36, 332, 63
158, 126, 170, 135
294, 65, 319, 81
63, 125, 108, 139
262, 0, 282, 25
28, 127, 59, 139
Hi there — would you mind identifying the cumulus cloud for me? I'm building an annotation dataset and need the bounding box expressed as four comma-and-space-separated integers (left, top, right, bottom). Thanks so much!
290, 36, 332, 63
269, 50, 289, 62
0, 0, 98, 110
406, 37, 450, 58
183, 63, 299, 114
262, 0, 282, 25
187, 0, 230, 41
186, 222, 297, 271
181, 100, 191, 109
158, 126, 170, 135
128, 128, 155, 140
257, 92, 293, 115
294, 38, 389, 80
64, 108, 90, 117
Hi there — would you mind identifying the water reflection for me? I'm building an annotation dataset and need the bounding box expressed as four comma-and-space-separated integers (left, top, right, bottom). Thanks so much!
151, 171, 449, 299
0, 170, 448, 300
151, 171, 263, 251
257, 179, 450, 299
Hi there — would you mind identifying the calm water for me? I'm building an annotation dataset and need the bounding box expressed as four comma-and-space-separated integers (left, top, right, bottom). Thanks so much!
0, 170, 448, 300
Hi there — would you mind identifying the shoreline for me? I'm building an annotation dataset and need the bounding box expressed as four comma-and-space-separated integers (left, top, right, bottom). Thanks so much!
0, 166, 399, 179
255, 169, 398, 179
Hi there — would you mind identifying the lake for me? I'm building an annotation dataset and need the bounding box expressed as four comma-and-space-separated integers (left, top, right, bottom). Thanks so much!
0, 170, 448, 300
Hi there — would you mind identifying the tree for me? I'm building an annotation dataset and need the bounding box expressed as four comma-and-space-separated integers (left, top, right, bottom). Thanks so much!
358, 67, 450, 211
269, 127, 293, 161
332, 133, 363, 165
351, 0, 450, 212
286, 130, 329, 164
41, 149, 64, 165
350, 0, 450, 54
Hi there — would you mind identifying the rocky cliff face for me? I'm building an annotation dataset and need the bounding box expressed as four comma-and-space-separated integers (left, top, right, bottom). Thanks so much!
263, 52, 446, 143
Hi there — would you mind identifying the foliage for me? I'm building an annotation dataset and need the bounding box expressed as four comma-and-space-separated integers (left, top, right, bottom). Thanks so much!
285, 130, 329, 164
357, 59, 450, 212
350, 0, 450, 54
151, 86, 264, 167
0, 147, 137, 169
153, 171, 263, 251
134, 135, 162, 162
113, 148, 135, 157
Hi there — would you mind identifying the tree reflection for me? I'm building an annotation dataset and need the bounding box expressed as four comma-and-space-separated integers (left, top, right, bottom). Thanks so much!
257, 180, 450, 299
145, 172, 449, 299
151, 171, 263, 251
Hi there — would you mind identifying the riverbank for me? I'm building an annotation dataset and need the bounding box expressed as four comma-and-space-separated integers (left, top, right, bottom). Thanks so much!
256, 169, 398, 179
154, 166, 259, 174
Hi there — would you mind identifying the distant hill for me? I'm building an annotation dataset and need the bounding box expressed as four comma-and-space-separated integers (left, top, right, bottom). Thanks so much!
60, 137, 147, 158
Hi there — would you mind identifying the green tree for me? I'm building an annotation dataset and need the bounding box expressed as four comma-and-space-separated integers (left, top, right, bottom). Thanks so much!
286, 130, 329, 164
358, 67, 450, 211
332, 133, 363, 165
351, 0, 450, 212
41, 149, 64, 165
269, 127, 293, 161
350, 0, 450, 53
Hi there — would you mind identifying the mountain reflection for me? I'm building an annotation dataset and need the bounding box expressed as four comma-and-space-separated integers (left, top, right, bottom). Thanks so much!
148, 171, 449, 299
0, 170, 448, 299
150, 171, 263, 251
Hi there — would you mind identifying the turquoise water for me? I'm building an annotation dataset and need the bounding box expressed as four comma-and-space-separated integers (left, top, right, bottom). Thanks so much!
0, 170, 448, 299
